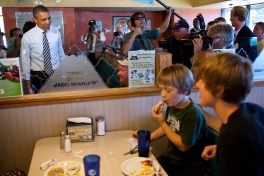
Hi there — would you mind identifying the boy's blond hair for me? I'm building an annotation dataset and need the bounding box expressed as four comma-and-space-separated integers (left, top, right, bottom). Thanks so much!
199, 53, 253, 104
157, 64, 194, 95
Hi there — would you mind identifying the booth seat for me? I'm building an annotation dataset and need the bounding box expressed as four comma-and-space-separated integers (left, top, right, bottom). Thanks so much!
96, 58, 120, 88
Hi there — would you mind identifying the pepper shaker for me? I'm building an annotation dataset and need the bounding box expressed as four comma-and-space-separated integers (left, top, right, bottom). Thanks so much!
64, 135, 72, 152
60, 132, 66, 149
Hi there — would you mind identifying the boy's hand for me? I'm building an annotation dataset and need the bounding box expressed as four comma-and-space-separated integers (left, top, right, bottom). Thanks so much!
151, 104, 164, 124
201, 145, 217, 161
132, 130, 138, 138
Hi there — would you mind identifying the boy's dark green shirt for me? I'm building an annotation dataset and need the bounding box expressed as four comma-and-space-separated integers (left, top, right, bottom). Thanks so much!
163, 100, 208, 162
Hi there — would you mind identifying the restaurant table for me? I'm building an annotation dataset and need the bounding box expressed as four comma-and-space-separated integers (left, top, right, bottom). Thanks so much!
28, 130, 168, 176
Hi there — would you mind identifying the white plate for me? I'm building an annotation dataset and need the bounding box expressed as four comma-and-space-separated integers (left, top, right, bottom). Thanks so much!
44, 160, 84, 176
121, 157, 160, 176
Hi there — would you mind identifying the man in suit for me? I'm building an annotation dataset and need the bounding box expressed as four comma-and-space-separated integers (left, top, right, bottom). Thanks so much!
230, 6, 258, 62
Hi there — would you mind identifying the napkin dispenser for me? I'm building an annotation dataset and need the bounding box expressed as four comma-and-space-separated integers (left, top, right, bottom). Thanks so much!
66, 117, 94, 142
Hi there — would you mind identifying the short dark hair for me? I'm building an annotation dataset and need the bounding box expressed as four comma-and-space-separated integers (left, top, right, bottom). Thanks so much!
214, 17, 226, 23
9, 28, 21, 38
33, 5, 49, 18
131, 12, 146, 27
23, 21, 36, 33
256, 22, 264, 30
207, 20, 218, 26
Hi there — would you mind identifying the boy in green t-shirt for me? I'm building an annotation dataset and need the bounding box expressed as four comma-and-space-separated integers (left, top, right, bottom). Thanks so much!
133, 64, 209, 175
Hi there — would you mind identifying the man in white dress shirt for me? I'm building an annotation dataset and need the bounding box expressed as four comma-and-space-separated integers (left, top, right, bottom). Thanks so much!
21, 5, 65, 94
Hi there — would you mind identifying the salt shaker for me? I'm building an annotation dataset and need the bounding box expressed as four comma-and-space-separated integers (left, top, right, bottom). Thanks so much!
96, 116, 106, 136
64, 135, 72, 152
60, 132, 66, 149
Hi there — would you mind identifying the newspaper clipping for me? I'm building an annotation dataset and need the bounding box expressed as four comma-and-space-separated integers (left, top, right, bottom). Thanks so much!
128, 50, 155, 87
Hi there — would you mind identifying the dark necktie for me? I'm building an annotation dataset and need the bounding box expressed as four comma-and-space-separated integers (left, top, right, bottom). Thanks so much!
43, 30, 53, 75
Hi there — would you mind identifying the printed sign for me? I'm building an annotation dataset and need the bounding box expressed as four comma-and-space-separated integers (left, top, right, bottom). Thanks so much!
128, 50, 155, 87
0, 58, 23, 98
252, 50, 264, 80
213, 49, 236, 53
39, 54, 107, 93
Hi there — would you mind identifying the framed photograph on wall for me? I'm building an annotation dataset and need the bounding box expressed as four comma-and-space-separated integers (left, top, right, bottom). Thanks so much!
112, 16, 130, 34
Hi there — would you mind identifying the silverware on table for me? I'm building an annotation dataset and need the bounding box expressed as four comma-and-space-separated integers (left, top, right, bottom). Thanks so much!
151, 160, 159, 176
123, 145, 138, 155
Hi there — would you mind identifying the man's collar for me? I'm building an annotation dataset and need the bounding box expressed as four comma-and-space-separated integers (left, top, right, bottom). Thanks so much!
36, 25, 50, 33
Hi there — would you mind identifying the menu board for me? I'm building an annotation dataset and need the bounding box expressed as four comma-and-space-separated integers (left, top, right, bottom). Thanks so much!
128, 50, 155, 88
15, 11, 64, 43
0, 58, 23, 98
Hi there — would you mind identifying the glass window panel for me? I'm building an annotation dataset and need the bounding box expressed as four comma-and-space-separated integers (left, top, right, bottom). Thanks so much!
249, 4, 264, 30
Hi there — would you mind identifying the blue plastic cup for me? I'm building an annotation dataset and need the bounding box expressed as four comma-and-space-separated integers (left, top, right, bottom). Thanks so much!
83, 154, 100, 176
137, 130, 151, 157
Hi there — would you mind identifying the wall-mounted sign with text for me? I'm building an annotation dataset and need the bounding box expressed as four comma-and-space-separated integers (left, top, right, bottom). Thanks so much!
39, 54, 107, 94
128, 50, 155, 88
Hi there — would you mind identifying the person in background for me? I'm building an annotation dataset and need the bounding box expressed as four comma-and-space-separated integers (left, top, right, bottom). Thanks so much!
253, 22, 264, 53
0, 33, 7, 58
206, 20, 219, 32
230, 5, 258, 62
122, 7, 172, 54
126, 19, 134, 33
9, 28, 14, 38
166, 20, 194, 68
190, 18, 200, 33
20, 21, 36, 94
23, 21, 36, 34
198, 52, 264, 175
214, 17, 226, 23
117, 59, 129, 87
0, 30, 6, 51
110, 26, 124, 49
21, 5, 65, 94
190, 23, 234, 82
7, 28, 22, 58
81, 20, 106, 66
132, 64, 209, 176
